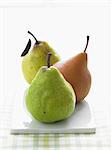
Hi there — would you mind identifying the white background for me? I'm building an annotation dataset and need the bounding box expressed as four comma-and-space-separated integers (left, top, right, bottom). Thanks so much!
0, 0, 111, 141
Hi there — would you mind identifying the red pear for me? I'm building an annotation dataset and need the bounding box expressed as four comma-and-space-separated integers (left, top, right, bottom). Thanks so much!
54, 36, 91, 103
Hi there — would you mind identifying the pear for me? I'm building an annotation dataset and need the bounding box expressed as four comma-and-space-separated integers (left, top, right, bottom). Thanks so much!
54, 36, 91, 103
21, 31, 60, 84
25, 53, 76, 123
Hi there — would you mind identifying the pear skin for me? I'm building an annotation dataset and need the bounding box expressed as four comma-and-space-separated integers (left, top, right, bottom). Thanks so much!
26, 53, 76, 123
21, 31, 60, 84
54, 36, 91, 102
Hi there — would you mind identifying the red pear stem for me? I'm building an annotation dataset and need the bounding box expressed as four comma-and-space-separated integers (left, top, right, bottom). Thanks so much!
84, 36, 89, 53
28, 31, 40, 45
47, 52, 52, 68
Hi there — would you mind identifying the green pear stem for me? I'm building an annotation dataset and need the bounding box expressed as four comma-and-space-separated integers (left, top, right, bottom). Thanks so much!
47, 52, 52, 68
28, 31, 40, 45
84, 36, 89, 53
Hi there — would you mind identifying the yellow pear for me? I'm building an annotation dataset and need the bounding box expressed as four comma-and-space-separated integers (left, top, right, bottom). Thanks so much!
21, 31, 60, 84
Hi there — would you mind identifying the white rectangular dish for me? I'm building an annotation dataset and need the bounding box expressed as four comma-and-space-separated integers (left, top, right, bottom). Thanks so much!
10, 92, 96, 134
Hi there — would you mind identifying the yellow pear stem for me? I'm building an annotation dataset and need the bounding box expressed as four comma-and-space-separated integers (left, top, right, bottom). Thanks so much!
28, 31, 40, 45
84, 36, 89, 53
47, 52, 52, 68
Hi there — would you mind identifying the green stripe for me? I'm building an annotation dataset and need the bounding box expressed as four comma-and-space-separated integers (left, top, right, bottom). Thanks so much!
33, 134, 39, 150
65, 133, 71, 148
43, 134, 49, 149
54, 133, 60, 150
23, 134, 30, 149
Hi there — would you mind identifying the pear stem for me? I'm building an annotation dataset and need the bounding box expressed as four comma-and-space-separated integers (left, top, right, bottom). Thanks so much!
47, 52, 52, 68
28, 31, 40, 45
84, 36, 89, 53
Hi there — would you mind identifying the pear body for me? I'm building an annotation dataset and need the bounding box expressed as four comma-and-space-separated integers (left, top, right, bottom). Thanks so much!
22, 42, 60, 84
54, 53, 91, 102
26, 66, 76, 123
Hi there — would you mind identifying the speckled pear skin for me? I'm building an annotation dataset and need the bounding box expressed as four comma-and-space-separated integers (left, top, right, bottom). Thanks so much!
22, 42, 60, 84
54, 36, 91, 103
25, 66, 76, 123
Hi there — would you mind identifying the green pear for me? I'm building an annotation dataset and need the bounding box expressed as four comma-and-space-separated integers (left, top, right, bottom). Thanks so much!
25, 53, 76, 123
21, 31, 60, 84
